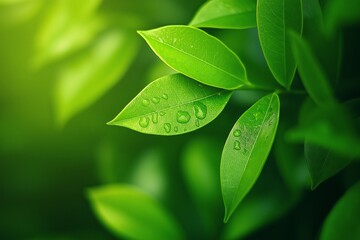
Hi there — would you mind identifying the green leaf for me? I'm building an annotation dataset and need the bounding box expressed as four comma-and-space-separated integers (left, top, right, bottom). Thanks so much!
323, 0, 360, 35
320, 181, 360, 240
286, 99, 360, 158
290, 31, 336, 107
305, 140, 353, 189
108, 74, 232, 135
257, 0, 303, 89
88, 184, 184, 240
55, 29, 139, 125
220, 93, 280, 222
138, 25, 248, 90
190, 0, 256, 29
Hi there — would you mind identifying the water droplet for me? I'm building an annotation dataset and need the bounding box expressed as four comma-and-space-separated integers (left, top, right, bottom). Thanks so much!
195, 119, 200, 127
141, 99, 150, 107
233, 140, 241, 150
161, 94, 168, 100
164, 123, 171, 133
253, 111, 262, 121
193, 102, 207, 120
151, 112, 158, 124
174, 127, 178, 132
151, 97, 160, 104
233, 129, 241, 137
268, 115, 276, 126
139, 116, 149, 128
176, 111, 191, 124
159, 111, 166, 116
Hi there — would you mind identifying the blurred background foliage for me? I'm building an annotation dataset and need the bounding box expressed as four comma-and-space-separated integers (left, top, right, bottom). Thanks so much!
0, 0, 359, 239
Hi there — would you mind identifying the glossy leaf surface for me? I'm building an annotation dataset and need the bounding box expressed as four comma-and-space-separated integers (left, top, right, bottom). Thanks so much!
257, 0, 303, 88
55, 29, 139, 125
305, 140, 353, 189
108, 74, 232, 135
88, 185, 184, 240
138, 25, 248, 90
221, 93, 280, 222
290, 31, 336, 106
190, 0, 256, 29
320, 181, 360, 240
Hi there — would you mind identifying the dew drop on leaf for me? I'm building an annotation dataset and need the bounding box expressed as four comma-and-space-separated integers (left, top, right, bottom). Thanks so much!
233, 140, 241, 150
141, 99, 150, 107
233, 129, 241, 137
159, 111, 166, 116
151, 97, 161, 104
139, 116, 150, 128
164, 123, 171, 133
193, 102, 207, 120
176, 111, 191, 124
151, 112, 159, 124
195, 119, 200, 127
161, 94, 168, 100
174, 126, 178, 132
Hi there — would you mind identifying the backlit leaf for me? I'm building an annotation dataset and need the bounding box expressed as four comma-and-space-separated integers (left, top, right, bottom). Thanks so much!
290, 31, 336, 106
190, 0, 256, 29
320, 181, 360, 240
257, 0, 303, 89
221, 93, 280, 222
305, 140, 353, 190
108, 74, 232, 135
88, 185, 184, 240
138, 25, 249, 90
55, 29, 139, 125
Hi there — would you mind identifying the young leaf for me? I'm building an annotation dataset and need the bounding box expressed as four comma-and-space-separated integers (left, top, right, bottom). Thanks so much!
290, 31, 336, 107
305, 140, 353, 190
190, 0, 256, 29
108, 74, 232, 135
55, 29, 139, 125
221, 93, 280, 222
257, 0, 303, 89
88, 184, 184, 240
138, 25, 249, 90
320, 181, 360, 240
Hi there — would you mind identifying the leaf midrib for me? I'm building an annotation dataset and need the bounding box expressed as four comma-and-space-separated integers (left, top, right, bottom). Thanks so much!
113, 90, 228, 124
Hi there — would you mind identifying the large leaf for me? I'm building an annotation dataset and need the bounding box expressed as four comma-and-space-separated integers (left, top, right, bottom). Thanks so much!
55, 29, 139, 125
190, 0, 256, 29
290, 31, 336, 107
108, 74, 232, 135
221, 93, 280, 222
88, 184, 184, 240
320, 181, 360, 240
257, 0, 303, 89
305, 140, 353, 189
138, 25, 249, 90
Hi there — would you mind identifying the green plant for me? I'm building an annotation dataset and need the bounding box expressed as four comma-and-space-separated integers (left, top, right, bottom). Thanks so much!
88, 0, 360, 239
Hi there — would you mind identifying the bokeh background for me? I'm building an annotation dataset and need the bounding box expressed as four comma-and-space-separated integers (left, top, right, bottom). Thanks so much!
1, 0, 359, 239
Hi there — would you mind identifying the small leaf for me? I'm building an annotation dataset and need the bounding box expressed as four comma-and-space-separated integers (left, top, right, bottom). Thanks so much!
257, 0, 303, 89
138, 25, 248, 90
88, 184, 184, 240
290, 31, 336, 107
305, 140, 353, 190
55, 29, 139, 125
320, 181, 360, 240
108, 74, 232, 135
190, 0, 256, 29
221, 93, 280, 222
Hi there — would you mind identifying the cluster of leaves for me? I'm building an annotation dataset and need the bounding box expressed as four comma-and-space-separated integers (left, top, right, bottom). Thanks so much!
89, 0, 360, 239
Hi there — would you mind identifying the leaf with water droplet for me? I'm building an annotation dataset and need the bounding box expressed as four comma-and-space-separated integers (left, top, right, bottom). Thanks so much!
108, 74, 232, 135
87, 184, 184, 240
138, 25, 249, 90
221, 93, 280, 222
257, 0, 303, 89
190, 0, 256, 29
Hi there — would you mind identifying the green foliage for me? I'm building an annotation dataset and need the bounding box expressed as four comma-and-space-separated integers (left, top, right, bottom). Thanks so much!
221, 93, 280, 222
